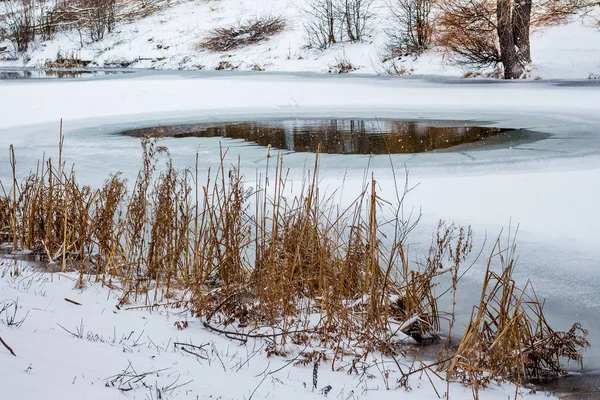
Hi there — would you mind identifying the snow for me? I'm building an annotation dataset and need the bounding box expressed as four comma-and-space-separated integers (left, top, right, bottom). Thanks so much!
0, 264, 548, 400
530, 20, 600, 79
1, 72, 599, 130
1, 71, 600, 398
1, 0, 599, 78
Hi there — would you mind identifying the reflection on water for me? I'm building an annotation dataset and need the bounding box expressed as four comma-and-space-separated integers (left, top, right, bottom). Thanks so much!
0, 69, 133, 80
122, 119, 514, 154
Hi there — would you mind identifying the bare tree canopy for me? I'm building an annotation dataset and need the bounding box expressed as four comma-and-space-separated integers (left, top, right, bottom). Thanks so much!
436, 0, 595, 78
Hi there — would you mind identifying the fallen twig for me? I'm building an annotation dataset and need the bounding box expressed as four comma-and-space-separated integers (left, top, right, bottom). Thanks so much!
203, 320, 316, 343
0, 335, 16, 356
181, 346, 207, 359
57, 322, 82, 338
125, 301, 187, 311
64, 298, 82, 306
173, 342, 209, 350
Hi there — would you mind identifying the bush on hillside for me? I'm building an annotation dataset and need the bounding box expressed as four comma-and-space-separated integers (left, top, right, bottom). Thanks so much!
197, 16, 285, 52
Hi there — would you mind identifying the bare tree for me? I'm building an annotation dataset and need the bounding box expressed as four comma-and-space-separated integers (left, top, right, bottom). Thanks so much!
437, 0, 595, 78
1, 0, 36, 52
86, 0, 117, 41
36, 0, 60, 42
513, 0, 532, 64
304, 0, 337, 49
1, 0, 167, 52
386, 0, 433, 55
303, 0, 374, 48
340, 0, 374, 42
56, 0, 117, 42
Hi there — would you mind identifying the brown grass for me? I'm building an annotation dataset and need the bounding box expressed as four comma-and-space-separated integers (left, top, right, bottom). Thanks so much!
328, 57, 358, 74
1, 132, 462, 352
446, 235, 589, 398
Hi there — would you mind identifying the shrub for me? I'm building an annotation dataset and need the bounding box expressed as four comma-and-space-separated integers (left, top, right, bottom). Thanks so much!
327, 54, 357, 73
436, 0, 501, 69
198, 16, 285, 52
54, 0, 117, 42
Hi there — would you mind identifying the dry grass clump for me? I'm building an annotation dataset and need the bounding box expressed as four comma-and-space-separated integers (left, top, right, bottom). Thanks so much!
2, 133, 249, 299
42, 51, 89, 68
193, 158, 476, 363
197, 16, 285, 52
327, 56, 357, 74
0, 195, 11, 244
5, 135, 102, 270
1, 131, 468, 360
446, 237, 589, 397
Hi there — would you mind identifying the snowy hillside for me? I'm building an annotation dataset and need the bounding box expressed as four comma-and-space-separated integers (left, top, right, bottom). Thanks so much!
1, 0, 599, 78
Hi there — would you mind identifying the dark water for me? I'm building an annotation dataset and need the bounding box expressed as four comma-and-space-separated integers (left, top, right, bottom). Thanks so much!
121, 119, 539, 154
0, 69, 134, 80
0, 245, 49, 263
528, 371, 600, 399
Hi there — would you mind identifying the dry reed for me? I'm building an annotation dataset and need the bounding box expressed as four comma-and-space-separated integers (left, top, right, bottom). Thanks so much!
0, 130, 588, 391
446, 235, 589, 398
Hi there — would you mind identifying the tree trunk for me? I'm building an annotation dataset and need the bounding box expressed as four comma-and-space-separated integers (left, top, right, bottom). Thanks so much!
513, 0, 532, 65
496, 0, 523, 79
328, 1, 336, 44
345, 0, 357, 41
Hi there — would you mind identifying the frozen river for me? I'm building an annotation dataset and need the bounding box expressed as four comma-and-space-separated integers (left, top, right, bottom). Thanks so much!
1, 70, 599, 383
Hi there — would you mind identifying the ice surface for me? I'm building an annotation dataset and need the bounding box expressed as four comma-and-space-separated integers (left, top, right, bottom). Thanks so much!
0, 72, 599, 398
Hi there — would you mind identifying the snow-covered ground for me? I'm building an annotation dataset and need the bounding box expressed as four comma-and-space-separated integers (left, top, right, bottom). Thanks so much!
1, 72, 600, 399
1, 0, 599, 78
0, 263, 553, 400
